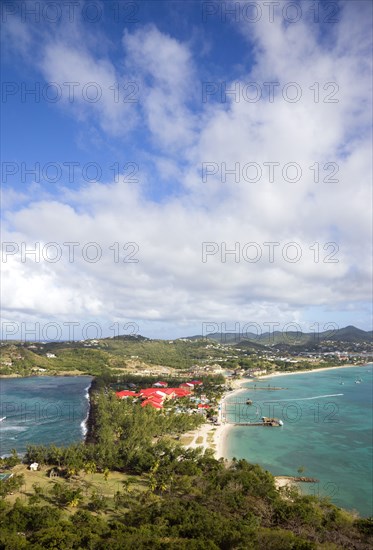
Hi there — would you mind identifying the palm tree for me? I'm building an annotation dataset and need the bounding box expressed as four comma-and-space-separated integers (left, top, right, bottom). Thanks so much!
122, 479, 131, 494
84, 461, 97, 475
148, 474, 157, 493
157, 479, 168, 494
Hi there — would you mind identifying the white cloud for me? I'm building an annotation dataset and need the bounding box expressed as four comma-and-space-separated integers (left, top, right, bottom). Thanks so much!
122, 24, 199, 151
1, 6, 372, 336
39, 41, 139, 137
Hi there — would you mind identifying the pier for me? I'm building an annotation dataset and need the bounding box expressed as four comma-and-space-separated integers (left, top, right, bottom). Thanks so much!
232, 422, 281, 427
231, 417, 284, 427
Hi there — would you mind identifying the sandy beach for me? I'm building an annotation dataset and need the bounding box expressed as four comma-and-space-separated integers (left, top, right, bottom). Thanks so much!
180, 376, 248, 459
255, 363, 369, 381
180, 422, 230, 458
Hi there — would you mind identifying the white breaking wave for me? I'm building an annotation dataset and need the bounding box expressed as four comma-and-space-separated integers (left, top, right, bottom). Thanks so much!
0, 425, 28, 432
80, 417, 88, 437
80, 383, 91, 437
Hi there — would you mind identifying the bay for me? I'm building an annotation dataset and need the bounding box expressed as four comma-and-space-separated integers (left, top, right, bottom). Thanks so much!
0, 376, 92, 457
224, 364, 373, 517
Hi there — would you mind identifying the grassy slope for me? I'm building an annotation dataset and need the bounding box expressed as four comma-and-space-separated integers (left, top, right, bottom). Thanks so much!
7, 464, 147, 518
0, 339, 226, 376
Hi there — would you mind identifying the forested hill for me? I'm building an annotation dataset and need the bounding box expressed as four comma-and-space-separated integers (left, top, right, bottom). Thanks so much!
191, 325, 373, 345
1, 325, 372, 378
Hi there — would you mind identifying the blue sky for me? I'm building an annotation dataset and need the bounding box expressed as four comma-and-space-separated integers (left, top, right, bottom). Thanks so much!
1, 0, 372, 340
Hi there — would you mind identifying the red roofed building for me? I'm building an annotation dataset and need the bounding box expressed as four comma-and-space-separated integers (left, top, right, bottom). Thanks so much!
138, 388, 166, 399
197, 404, 210, 409
161, 388, 176, 398
116, 384, 192, 411
116, 390, 138, 399
146, 394, 165, 403
191, 380, 203, 386
173, 388, 191, 397
147, 398, 164, 407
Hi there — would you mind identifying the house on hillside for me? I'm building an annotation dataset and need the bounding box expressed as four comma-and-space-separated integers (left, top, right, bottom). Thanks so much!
29, 462, 39, 471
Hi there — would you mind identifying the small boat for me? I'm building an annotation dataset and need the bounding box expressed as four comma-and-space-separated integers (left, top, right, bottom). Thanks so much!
0, 417, 6, 422
246, 399, 253, 405
261, 417, 283, 427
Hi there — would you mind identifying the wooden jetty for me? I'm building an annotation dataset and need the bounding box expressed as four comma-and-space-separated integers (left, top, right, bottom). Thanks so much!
233, 417, 284, 427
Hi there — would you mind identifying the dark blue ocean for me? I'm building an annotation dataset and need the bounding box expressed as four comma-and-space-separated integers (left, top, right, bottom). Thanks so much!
0, 376, 92, 457
223, 365, 373, 517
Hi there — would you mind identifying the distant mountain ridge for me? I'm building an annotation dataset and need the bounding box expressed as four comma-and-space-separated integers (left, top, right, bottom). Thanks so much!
183, 325, 373, 345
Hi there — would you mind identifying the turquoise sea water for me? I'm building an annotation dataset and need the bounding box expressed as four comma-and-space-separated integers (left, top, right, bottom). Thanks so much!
0, 376, 92, 457
224, 365, 373, 517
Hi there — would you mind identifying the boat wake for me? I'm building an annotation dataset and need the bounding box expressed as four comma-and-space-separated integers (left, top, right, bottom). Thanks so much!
263, 393, 344, 403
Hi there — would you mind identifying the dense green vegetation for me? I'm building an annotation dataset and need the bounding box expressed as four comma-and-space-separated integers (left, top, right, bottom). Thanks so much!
0, 338, 226, 377
0, 344, 113, 377
24, 379, 205, 475
1, 459, 372, 548
0, 374, 372, 548
101, 337, 218, 369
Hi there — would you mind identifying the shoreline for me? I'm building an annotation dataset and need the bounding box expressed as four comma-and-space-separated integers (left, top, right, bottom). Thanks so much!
180, 377, 249, 460
180, 362, 372, 460
1, 361, 369, 379
84, 378, 98, 445
253, 362, 370, 381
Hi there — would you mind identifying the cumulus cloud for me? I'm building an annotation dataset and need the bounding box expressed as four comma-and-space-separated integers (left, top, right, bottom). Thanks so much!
122, 24, 199, 151
1, 2, 372, 337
